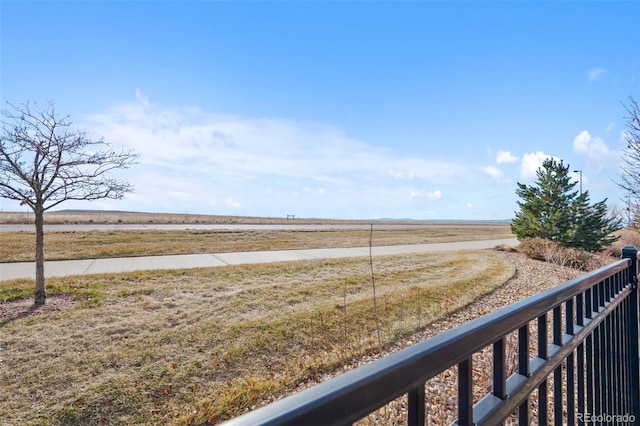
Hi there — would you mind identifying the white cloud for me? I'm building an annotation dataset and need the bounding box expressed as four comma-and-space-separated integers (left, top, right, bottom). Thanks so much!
226, 198, 241, 209
134, 88, 150, 108
79, 93, 473, 218
408, 189, 442, 200
86, 96, 468, 186
587, 67, 606, 82
427, 190, 442, 200
573, 130, 615, 169
520, 151, 557, 180
496, 150, 517, 164
606, 122, 615, 133
483, 165, 507, 182
387, 169, 415, 180
466, 203, 473, 208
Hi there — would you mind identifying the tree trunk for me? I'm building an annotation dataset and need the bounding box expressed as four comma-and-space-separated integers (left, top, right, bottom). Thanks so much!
34, 206, 46, 305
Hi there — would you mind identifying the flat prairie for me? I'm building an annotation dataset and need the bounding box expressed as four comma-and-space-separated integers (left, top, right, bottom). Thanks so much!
0, 210, 513, 262
1, 250, 516, 425
1, 210, 518, 425
0, 210, 511, 226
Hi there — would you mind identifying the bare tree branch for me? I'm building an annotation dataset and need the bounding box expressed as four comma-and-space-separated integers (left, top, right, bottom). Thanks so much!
0, 100, 138, 305
618, 96, 640, 226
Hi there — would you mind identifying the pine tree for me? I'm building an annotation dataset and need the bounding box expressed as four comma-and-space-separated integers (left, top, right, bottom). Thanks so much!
511, 159, 621, 252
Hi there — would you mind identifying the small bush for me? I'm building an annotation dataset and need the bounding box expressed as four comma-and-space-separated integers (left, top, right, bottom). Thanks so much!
517, 238, 595, 271
517, 238, 555, 262
584, 253, 614, 271
493, 244, 518, 253
602, 227, 640, 258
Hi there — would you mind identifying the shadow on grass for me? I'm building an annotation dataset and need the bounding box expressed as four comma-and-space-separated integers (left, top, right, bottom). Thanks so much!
0, 294, 76, 327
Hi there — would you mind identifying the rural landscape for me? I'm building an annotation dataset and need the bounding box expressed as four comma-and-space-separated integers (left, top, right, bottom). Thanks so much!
2, 2, 640, 424
2, 210, 639, 424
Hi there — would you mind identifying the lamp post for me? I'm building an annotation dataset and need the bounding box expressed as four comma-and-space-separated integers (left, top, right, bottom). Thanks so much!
574, 170, 582, 195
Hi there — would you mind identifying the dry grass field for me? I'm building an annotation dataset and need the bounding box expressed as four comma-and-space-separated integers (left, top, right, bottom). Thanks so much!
1, 250, 515, 425
0, 210, 511, 226
2, 212, 634, 424
1, 210, 513, 264
0, 227, 514, 263
0, 211, 305, 224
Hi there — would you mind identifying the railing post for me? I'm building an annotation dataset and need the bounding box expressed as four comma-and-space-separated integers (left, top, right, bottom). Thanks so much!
621, 245, 639, 420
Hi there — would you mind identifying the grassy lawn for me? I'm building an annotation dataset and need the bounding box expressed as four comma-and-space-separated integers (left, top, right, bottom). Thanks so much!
0, 250, 514, 425
0, 226, 514, 262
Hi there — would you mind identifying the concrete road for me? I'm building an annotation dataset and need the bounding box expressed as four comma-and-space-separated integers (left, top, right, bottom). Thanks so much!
0, 238, 518, 281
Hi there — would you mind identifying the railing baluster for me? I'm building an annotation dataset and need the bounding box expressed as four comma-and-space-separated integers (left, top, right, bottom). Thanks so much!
554, 365, 563, 425
517, 400, 529, 425
599, 320, 607, 416
493, 338, 506, 400
539, 379, 548, 426
552, 305, 563, 425
567, 351, 575, 425
538, 313, 548, 425
407, 384, 425, 426
605, 314, 613, 415
598, 280, 605, 310
614, 304, 622, 417
565, 296, 576, 424
458, 357, 473, 426
576, 293, 584, 327
553, 306, 562, 346
577, 340, 585, 421
538, 313, 548, 360
566, 297, 574, 335
593, 325, 602, 416
586, 333, 594, 417
518, 324, 529, 377
621, 292, 630, 415
518, 324, 530, 424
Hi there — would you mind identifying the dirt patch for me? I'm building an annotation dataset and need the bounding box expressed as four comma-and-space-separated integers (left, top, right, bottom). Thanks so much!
0, 294, 78, 324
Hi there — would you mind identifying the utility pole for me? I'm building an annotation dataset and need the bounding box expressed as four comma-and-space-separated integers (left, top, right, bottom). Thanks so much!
573, 170, 583, 195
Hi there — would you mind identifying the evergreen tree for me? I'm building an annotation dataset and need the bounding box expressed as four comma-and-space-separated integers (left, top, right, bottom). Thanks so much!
511, 159, 621, 252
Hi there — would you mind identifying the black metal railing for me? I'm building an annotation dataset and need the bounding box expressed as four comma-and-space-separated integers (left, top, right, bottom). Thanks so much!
223, 246, 640, 425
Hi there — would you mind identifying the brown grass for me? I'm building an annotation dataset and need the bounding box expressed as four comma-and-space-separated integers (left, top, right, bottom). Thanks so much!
2, 211, 311, 224
0, 210, 512, 226
0, 250, 514, 425
0, 227, 514, 263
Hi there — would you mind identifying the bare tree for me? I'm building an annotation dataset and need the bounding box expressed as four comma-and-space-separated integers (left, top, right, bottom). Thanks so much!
619, 96, 640, 227
0, 101, 137, 305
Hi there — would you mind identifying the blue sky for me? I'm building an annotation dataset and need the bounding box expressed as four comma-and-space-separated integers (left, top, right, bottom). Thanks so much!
1, 1, 639, 220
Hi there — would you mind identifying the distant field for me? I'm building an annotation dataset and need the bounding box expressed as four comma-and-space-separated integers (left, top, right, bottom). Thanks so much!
0, 210, 514, 263
0, 210, 337, 225
0, 210, 510, 226
1, 227, 514, 262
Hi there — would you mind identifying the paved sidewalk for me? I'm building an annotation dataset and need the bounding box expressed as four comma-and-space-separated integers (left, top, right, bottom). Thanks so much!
0, 238, 518, 281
